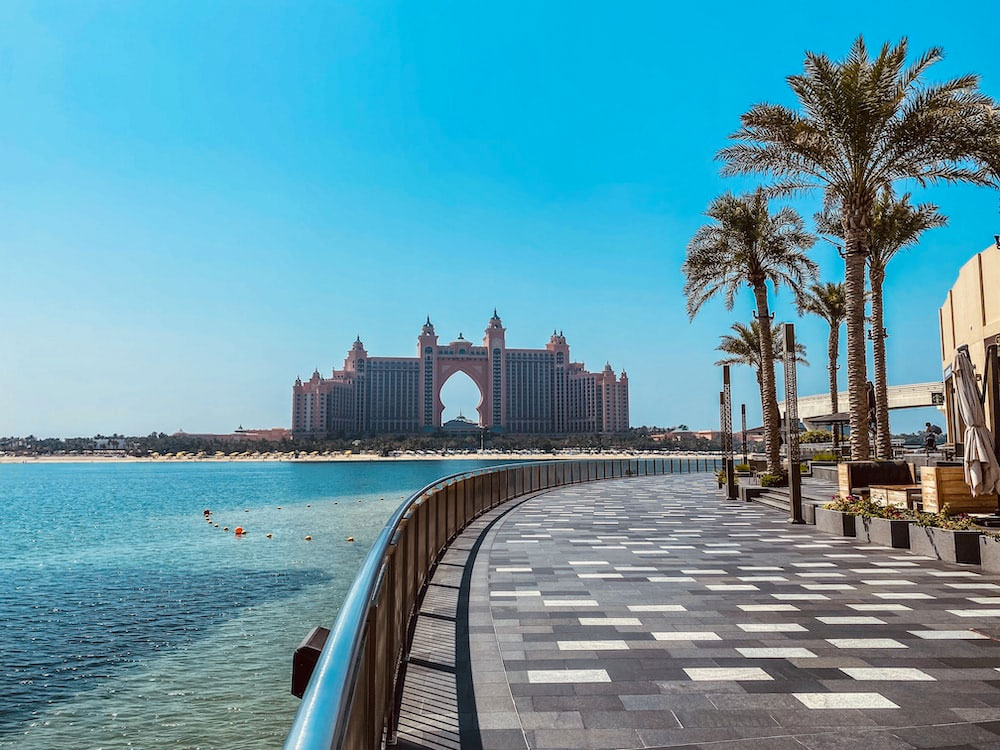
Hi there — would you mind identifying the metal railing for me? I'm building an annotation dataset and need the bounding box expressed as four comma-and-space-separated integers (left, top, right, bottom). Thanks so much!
284, 456, 721, 750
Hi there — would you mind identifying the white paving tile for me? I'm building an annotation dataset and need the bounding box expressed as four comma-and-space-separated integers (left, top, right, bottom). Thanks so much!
706, 584, 759, 591
817, 616, 886, 625
557, 640, 629, 650
628, 604, 686, 612
527, 669, 611, 683
840, 667, 934, 681
579, 617, 643, 626
684, 667, 772, 681
737, 623, 807, 633
908, 630, 988, 640
794, 692, 899, 709
948, 609, 1000, 617
543, 599, 599, 607
651, 631, 721, 641
848, 603, 911, 612
826, 638, 907, 649
736, 647, 816, 658
873, 592, 935, 600
738, 604, 800, 612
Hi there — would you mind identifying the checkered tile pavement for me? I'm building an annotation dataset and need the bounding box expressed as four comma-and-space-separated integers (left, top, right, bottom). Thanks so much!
463, 474, 1000, 750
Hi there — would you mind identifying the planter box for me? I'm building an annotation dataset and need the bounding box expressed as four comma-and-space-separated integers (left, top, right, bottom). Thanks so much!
853, 516, 872, 544
920, 465, 999, 514
980, 536, 1000, 574
859, 516, 914, 549
815, 507, 855, 537
909, 525, 982, 565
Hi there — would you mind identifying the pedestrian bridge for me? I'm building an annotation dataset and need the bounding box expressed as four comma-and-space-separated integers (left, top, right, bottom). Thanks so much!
779, 381, 944, 421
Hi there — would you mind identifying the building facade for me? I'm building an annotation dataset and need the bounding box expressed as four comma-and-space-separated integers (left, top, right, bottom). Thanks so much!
938, 241, 1000, 442
292, 311, 629, 436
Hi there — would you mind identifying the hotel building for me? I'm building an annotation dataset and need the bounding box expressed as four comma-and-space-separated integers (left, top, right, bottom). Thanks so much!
292, 311, 629, 436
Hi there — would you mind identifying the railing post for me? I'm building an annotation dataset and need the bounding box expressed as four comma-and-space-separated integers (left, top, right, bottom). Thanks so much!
364, 611, 377, 750
384, 547, 398, 745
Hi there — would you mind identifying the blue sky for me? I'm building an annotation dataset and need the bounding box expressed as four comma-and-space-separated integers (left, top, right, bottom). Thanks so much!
2, 1, 998, 437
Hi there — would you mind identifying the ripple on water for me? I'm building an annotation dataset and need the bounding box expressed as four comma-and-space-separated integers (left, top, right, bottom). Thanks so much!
1, 459, 510, 748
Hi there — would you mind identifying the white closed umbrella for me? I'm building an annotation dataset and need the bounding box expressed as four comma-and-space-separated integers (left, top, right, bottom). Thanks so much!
954, 348, 1000, 497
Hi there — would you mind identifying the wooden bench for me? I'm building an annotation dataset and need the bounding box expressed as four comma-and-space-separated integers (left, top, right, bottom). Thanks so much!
870, 484, 921, 510
838, 461, 914, 498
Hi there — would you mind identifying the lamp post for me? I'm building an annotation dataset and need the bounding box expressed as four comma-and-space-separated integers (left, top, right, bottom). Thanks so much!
721, 365, 736, 500
741, 403, 748, 466
782, 323, 804, 523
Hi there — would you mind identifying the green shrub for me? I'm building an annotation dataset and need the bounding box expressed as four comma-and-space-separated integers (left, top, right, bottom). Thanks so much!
760, 472, 787, 488
912, 504, 981, 530
811, 451, 838, 461
823, 495, 909, 520
801, 430, 833, 444
735, 463, 751, 472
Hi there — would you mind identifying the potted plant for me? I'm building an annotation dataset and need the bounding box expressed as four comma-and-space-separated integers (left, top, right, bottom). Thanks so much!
849, 497, 914, 549
909, 505, 983, 565
759, 471, 788, 488
816, 495, 857, 537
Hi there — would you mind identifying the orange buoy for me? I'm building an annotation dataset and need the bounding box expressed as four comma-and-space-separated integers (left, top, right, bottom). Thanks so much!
304, 535, 312, 541
234, 526, 245, 535
203, 509, 211, 516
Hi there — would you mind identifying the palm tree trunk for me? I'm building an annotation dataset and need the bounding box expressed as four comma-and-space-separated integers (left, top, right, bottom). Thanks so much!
870, 269, 892, 459
756, 372, 766, 460
753, 284, 781, 474
843, 201, 871, 460
828, 324, 839, 449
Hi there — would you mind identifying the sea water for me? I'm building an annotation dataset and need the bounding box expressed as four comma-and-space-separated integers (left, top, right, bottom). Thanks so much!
0, 459, 512, 749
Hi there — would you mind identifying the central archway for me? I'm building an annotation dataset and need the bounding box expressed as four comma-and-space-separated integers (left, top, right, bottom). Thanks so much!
435, 360, 489, 428
439, 371, 484, 426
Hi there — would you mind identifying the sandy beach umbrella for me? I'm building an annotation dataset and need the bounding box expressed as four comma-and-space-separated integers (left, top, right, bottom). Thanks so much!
954, 348, 1000, 497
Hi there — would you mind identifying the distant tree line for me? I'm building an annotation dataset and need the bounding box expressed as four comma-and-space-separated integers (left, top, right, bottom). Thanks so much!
1, 428, 726, 456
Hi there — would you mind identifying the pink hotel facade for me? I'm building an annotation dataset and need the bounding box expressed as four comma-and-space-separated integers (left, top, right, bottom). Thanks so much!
292, 311, 629, 436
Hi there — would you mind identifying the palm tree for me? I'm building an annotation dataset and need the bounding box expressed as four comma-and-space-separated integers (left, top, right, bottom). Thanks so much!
719, 36, 1000, 460
798, 282, 847, 447
817, 193, 947, 458
683, 189, 817, 473
716, 321, 808, 457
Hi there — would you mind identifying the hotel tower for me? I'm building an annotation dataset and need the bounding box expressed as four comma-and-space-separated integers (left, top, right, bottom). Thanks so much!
292, 311, 629, 436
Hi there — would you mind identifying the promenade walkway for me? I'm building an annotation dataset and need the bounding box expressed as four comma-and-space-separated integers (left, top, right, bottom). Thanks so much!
396, 474, 1000, 750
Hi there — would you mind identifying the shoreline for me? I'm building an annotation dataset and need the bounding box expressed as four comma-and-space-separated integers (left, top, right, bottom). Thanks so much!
0, 452, 723, 465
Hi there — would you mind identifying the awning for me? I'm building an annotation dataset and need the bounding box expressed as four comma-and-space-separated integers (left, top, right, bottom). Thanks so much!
804, 412, 851, 426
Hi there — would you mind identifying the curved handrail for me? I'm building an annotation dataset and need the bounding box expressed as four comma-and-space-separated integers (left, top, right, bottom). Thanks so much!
284, 460, 541, 750
284, 456, 722, 750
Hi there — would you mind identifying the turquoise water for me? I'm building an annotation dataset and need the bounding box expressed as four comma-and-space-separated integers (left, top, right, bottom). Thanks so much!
0, 460, 514, 749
